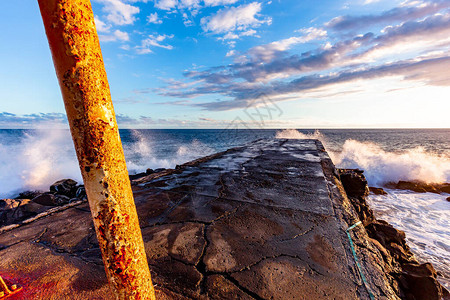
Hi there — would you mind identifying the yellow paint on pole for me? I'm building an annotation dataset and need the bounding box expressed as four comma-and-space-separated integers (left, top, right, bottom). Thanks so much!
37, 1, 156, 299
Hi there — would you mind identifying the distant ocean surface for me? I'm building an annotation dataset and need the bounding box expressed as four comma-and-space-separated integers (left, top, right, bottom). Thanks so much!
1, 128, 449, 288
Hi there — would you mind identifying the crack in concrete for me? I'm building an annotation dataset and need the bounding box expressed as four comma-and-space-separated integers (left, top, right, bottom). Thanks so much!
195, 220, 210, 295
224, 274, 263, 300
279, 225, 315, 242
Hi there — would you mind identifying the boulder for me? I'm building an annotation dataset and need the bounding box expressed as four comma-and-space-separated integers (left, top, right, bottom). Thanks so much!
390, 181, 450, 194
399, 273, 445, 300
75, 186, 86, 199
0, 199, 22, 210
447, 197, 450, 202
129, 172, 147, 180
438, 183, 450, 194
146, 168, 154, 175
0, 199, 44, 226
369, 186, 388, 195
15, 190, 43, 200
366, 221, 406, 248
50, 179, 78, 197
395, 181, 428, 193
32, 193, 71, 206
338, 169, 369, 198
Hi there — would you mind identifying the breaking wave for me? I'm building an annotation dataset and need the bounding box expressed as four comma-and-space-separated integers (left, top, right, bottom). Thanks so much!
276, 129, 450, 186
0, 129, 214, 198
332, 140, 450, 186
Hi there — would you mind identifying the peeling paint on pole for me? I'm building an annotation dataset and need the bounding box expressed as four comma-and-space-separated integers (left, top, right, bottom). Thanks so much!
37, 1, 156, 299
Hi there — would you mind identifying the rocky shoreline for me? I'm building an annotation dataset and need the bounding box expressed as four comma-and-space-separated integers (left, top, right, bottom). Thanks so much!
338, 169, 449, 300
0, 169, 169, 229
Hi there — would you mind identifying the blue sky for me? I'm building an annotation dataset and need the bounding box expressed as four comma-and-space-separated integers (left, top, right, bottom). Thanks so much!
1, 0, 449, 128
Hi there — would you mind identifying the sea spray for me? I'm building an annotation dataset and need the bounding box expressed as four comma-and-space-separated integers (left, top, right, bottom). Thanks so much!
0, 129, 81, 197
124, 130, 215, 174
0, 129, 217, 197
275, 128, 326, 141
275, 129, 450, 186
332, 140, 450, 186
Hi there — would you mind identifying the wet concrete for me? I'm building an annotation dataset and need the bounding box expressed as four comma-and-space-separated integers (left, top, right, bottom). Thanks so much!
0, 139, 399, 299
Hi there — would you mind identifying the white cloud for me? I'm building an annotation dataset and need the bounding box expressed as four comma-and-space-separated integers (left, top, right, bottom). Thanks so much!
179, 0, 201, 9
221, 32, 240, 40
241, 29, 257, 36
226, 50, 236, 56
94, 16, 112, 32
248, 27, 327, 62
98, 0, 140, 25
182, 12, 195, 26
203, 0, 238, 6
364, 0, 381, 4
154, 0, 178, 10
99, 29, 130, 42
147, 12, 163, 24
201, 2, 271, 34
136, 34, 174, 54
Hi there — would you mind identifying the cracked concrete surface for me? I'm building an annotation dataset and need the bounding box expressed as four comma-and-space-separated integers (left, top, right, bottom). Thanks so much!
0, 139, 398, 299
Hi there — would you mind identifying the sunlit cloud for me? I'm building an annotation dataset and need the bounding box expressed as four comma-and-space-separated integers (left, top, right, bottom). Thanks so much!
97, 0, 140, 25
200, 2, 272, 40
135, 34, 174, 54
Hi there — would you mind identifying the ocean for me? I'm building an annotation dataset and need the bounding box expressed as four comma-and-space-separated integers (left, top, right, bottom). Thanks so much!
1, 128, 449, 288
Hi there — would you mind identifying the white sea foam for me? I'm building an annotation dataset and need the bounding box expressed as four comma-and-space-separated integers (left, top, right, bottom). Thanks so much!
368, 190, 450, 289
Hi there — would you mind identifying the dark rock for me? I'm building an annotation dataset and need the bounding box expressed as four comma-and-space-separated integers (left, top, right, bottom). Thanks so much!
396, 181, 429, 193
146, 168, 154, 175
154, 168, 165, 173
338, 169, 374, 225
129, 172, 147, 180
390, 180, 450, 194
15, 190, 43, 200
366, 221, 406, 247
32, 193, 71, 206
399, 273, 445, 300
338, 169, 369, 198
340, 170, 449, 299
439, 183, 450, 194
0, 199, 51, 226
0, 199, 22, 210
75, 186, 86, 199
402, 262, 437, 278
369, 186, 388, 195
50, 179, 78, 197
447, 197, 450, 202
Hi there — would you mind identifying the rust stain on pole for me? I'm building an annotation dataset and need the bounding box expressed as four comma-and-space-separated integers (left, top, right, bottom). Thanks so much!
37, 1, 155, 299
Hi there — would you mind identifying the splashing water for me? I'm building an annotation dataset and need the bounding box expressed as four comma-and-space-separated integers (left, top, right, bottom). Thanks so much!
0, 129, 216, 197
276, 129, 450, 186
275, 128, 326, 141
0, 130, 81, 197
123, 129, 215, 173
368, 190, 450, 290
331, 140, 450, 186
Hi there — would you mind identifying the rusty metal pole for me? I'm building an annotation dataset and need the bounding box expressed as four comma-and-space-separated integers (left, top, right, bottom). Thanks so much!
37, 1, 155, 299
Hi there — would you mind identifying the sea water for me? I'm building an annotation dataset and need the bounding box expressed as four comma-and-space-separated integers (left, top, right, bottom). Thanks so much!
0, 128, 449, 288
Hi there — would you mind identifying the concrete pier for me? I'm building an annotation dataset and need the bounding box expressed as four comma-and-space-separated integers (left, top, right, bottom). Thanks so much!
0, 139, 400, 299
